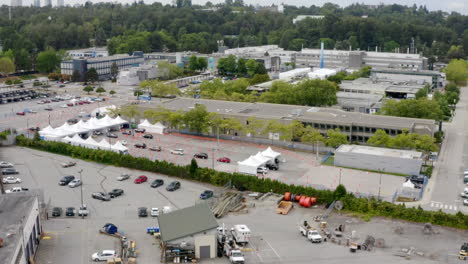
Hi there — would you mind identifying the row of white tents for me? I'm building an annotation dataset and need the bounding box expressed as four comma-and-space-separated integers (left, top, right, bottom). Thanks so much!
237, 147, 282, 175
39, 115, 128, 140
61, 134, 128, 153
137, 119, 167, 134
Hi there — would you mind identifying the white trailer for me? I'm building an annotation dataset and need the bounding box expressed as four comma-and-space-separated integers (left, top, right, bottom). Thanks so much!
231, 224, 251, 245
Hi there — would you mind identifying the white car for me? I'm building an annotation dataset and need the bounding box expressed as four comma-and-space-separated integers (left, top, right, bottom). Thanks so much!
464, 199, 468, 206
170, 149, 184, 155
60, 104, 68, 108
151, 207, 159, 217
0, 161, 13, 168
68, 179, 82, 188
91, 250, 117, 261
121, 140, 128, 146
2, 176, 22, 184
117, 173, 130, 181
257, 167, 268, 174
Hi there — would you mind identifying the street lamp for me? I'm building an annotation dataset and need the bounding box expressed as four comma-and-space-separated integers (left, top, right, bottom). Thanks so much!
78, 169, 84, 219
26, 118, 29, 138
378, 168, 383, 200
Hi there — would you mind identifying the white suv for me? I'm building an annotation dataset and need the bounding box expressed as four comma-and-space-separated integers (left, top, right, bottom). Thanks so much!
170, 149, 184, 155
151, 207, 159, 217
91, 250, 117, 261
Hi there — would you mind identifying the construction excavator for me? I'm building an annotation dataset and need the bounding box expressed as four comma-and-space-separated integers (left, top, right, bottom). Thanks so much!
459, 243, 468, 260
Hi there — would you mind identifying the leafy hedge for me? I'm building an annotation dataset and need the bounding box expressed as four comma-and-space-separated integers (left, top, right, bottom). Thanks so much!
17, 135, 468, 229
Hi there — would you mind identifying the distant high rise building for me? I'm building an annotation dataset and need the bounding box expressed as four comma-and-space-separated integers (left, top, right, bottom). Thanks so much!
34, 0, 41, 7
10, 0, 22, 7
57, 0, 64, 7
44, 0, 51, 6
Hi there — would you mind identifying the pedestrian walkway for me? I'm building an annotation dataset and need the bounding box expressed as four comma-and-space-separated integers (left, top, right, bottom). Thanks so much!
430, 201, 458, 211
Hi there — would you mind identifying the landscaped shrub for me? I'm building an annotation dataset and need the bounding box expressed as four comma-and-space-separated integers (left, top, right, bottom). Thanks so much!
16, 135, 468, 229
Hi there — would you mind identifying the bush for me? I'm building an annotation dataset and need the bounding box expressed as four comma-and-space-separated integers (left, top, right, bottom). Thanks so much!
13, 79, 22, 84
16, 135, 468, 229
5, 80, 13, 85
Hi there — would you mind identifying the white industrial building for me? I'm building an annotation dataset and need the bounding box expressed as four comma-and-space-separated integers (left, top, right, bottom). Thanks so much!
67, 47, 109, 59
308, 68, 338, 80
292, 15, 324, 24
370, 69, 446, 89
117, 64, 158, 86
334, 145, 423, 175
0, 194, 42, 264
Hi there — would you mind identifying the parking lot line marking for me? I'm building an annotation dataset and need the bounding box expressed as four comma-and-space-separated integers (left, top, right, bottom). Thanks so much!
444, 204, 448, 209
454, 206, 458, 211
430, 202, 434, 207
449, 205, 452, 210
265, 239, 281, 260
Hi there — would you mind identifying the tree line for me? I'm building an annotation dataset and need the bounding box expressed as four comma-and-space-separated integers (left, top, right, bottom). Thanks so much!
0, 2, 467, 75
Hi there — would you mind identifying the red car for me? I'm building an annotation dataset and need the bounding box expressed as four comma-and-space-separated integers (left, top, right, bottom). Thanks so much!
16, 112, 25, 116
78, 101, 85, 105
134, 175, 148, 184
67, 103, 74, 107
217, 157, 231, 163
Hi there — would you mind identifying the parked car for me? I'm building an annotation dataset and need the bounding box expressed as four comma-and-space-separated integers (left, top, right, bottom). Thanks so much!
121, 140, 128, 146
406, 175, 425, 185
150, 179, 164, 188
29, 127, 40, 131
257, 167, 268, 174
151, 207, 159, 217
135, 128, 146, 133
135, 143, 147, 149
461, 192, 468, 199
59, 175, 75, 185
464, 199, 468, 206
91, 250, 118, 262
60, 104, 68, 108
194, 152, 208, 159
91, 192, 111, 201
2, 168, 19, 175
108, 189, 124, 198
200, 190, 214, 199
138, 207, 148, 217
93, 131, 102, 136
52, 207, 62, 217
143, 134, 153, 139
5, 187, 28, 193
266, 163, 279, 171
0, 161, 13, 168
217, 157, 231, 163
61, 161, 76, 168
68, 179, 82, 188
166, 181, 181, 191
65, 207, 75, 216
44, 106, 53, 111
170, 149, 184, 155
117, 173, 130, 181
2, 176, 21, 184
106, 133, 118, 138
78, 205, 89, 216
67, 103, 74, 107
122, 130, 132, 135
67, 118, 78, 124
16, 112, 25, 116
134, 175, 148, 184
149, 146, 162, 152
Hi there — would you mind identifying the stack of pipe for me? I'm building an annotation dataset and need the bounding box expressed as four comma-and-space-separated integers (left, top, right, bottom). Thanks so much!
211, 192, 243, 218
283, 192, 316, 208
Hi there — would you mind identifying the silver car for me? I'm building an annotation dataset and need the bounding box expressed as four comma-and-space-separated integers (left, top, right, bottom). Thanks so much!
68, 179, 82, 188
117, 173, 130, 181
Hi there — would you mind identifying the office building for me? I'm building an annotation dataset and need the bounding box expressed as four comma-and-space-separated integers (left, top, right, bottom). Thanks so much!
44, 0, 51, 6
370, 69, 445, 89
10, 0, 22, 6
140, 97, 436, 143
117, 64, 159, 86
0, 194, 43, 264
56, 0, 64, 7
61, 52, 144, 81
339, 77, 424, 99
296, 49, 428, 70
33, 0, 40, 7
67, 47, 109, 59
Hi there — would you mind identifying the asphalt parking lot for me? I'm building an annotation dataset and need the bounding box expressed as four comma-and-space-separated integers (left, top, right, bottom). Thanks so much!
4, 147, 467, 264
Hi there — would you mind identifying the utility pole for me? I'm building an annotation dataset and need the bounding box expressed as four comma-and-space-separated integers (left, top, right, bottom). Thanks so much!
78, 169, 84, 219
339, 168, 342, 185
26, 119, 29, 138
0, 174, 5, 194
212, 147, 215, 170
378, 169, 382, 200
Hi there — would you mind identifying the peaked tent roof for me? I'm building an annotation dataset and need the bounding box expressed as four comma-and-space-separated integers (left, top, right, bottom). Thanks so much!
112, 141, 128, 152
154, 122, 167, 129
39, 125, 55, 135
139, 119, 152, 127
158, 203, 218, 242
261, 147, 281, 159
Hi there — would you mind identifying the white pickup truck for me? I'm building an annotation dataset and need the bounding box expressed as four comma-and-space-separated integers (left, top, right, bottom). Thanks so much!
224, 242, 245, 264
5, 187, 29, 193
299, 221, 322, 243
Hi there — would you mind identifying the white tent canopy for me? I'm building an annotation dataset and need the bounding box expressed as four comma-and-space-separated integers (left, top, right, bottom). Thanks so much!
138, 119, 167, 134
237, 155, 267, 175
261, 147, 282, 162
91, 105, 117, 116
402, 180, 415, 189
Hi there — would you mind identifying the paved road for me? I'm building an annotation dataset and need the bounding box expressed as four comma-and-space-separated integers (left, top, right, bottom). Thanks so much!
419, 86, 468, 214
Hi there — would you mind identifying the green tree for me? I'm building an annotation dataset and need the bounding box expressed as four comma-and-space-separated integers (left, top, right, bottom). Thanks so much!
447, 45, 465, 60
189, 158, 198, 176
157, 61, 183, 80
197, 57, 208, 71
140, 80, 181, 97
95, 87, 106, 96
14, 49, 31, 71
333, 184, 347, 200
119, 105, 141, 121
188, 55, 199, 72
367, 129, 391, 147
36, 49, 60, 73
183, 104, 211, 134
110, 62, 119, 79
85, 68, 99, 83
0, 57, 15, 76
379, 98, 445, 121
109, 90, 116, 96
243, 117, 264, 138
83, 86, 94, 94
250, 74, 270, 85
217, 55, 237, 76
325, 128, 348, 148
301, 126, 324, 145
384, 40, 400, 52
415, 85, 429, 99
445, 59, 468, 85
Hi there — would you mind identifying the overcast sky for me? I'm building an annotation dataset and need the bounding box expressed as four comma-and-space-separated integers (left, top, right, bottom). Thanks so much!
6, 0, 468, 14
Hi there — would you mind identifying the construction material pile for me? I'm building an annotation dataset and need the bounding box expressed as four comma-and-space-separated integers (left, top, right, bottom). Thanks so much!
284, 192, 317, 208
211, 192, 244, 218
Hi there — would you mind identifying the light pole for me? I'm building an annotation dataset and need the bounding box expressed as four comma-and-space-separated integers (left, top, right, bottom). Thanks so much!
212, 147, 215, 170
26, 118, 29, 138
378, 168, 382, 200
339, 168, 342, 185
78, 169, 84, 219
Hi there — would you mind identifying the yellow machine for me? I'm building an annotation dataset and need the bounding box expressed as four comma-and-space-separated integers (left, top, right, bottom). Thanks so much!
460, 250, 468, 260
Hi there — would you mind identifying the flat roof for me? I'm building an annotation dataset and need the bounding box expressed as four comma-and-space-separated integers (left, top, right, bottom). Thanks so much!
143, 98, 435, 129
158, 203, 218, 242
372, 69, 442, 76
0, 194, 37, 264
336, 144, 423, 159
